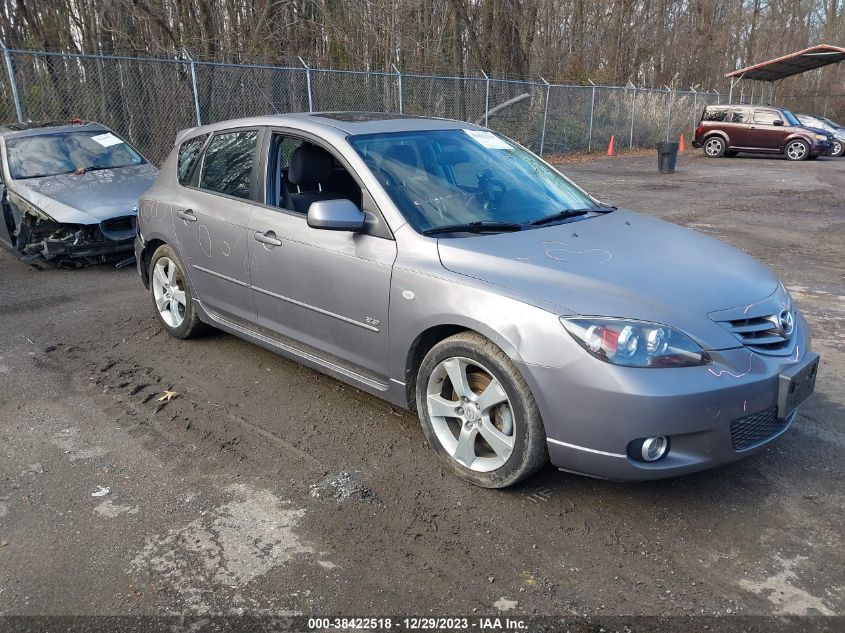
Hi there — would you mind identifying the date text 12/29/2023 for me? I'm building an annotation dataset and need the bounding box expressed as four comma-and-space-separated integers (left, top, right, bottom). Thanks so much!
306, 617, 528, 630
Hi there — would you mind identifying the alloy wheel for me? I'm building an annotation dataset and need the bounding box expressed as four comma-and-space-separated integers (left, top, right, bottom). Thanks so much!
786, 141, 807, 161
425, 356, 516, 472
152, 256, 187, 328
834, 141, 842, 156
704, 138, 723, 157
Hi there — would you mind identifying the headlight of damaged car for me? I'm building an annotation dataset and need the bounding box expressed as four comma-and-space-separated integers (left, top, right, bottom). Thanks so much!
560, 318, 711, 368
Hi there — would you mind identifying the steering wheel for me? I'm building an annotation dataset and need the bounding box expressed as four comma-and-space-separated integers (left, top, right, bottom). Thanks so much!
476, 169, 508, 210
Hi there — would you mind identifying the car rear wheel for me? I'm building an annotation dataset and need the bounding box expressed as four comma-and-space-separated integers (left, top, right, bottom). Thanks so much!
785, 139, 810, 161
416, 332, 548, 488
832, 140, 844, 157
150, 244, 206, 339
703, 137, 726, 158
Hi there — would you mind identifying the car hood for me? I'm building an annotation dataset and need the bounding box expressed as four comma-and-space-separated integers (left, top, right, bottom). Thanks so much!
10, 164, 158, 224
802, 126, 833, 139
437, 210, 780, 349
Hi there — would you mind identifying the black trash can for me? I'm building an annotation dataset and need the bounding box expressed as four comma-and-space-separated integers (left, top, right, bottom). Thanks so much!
656, 141, 679, 174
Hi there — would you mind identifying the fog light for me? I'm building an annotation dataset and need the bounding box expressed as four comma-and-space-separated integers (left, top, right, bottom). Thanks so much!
641, 436, 669, 462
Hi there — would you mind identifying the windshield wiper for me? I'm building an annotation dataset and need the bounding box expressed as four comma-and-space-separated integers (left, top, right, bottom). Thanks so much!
529, 206, 616, 227
14, 165, 116, 179
422, 221, 524, 236
74, 165, 116, 175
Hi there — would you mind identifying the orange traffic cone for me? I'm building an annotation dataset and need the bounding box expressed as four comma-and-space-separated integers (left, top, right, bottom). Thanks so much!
606, 135, 615, 156
678, 133, 686, 153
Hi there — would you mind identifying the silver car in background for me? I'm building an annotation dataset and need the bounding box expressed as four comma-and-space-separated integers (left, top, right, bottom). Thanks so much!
0, 121, 157, 266
135, 113, 818, 488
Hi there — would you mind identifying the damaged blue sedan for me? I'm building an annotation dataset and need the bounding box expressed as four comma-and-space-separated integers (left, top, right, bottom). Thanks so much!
0, 120, 157, 266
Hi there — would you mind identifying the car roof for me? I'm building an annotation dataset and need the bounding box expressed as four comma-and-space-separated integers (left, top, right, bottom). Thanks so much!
178, 112, 484, 144
705, 104, 784, 110
0, 120, 109, 139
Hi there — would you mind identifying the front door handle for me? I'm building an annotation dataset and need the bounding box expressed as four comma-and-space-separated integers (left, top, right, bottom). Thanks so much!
177, 209, 197, 222
254, 230, 282, 246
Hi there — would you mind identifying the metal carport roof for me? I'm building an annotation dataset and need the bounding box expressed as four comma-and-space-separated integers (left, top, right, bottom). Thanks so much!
726, 45, 845, 82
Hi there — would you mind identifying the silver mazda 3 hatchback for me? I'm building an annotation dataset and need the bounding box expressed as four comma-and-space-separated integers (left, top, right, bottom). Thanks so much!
135, 113, 818, 488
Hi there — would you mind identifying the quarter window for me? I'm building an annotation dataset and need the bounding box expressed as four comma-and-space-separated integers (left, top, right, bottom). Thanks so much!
177, 134, 207, 185
754, 110, 782, 125
703, 107, 728, 122
199, 130, 259, 199
730, 108, 751, 124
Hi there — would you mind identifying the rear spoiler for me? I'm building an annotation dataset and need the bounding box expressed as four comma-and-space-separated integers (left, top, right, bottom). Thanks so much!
174, 127, 198, 146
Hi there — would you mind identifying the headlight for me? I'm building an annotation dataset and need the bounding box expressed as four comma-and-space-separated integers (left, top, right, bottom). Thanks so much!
815, 134, 827, 141
560, 317, 711, 368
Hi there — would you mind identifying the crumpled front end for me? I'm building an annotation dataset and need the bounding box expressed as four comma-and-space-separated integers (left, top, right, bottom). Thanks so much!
20, 217, 136, 266
5, 187, 137, 268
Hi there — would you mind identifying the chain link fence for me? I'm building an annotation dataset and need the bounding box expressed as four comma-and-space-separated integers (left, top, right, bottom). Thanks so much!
778, 93, 845, 122
1, 48, 722, 165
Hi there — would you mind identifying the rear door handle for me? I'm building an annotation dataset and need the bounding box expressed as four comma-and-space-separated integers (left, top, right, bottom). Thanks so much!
254, 230, 282, 246
177, 209, 197, 222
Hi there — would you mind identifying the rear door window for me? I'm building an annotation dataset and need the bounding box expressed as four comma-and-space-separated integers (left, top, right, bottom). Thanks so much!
199, 130, 259, 199
177, 134, 207, 185
754, 109, 782, 125
730, 108, 752, 124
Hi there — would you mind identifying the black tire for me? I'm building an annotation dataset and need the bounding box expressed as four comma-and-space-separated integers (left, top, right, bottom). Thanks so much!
415, 331, 548, 488
703, 136, 726, 158
785, 139, 810, 161
831, 140, 844, 157
149, 244, 207, 339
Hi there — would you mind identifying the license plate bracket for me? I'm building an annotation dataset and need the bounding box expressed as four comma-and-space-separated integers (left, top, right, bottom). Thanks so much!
777, 352, 820, 419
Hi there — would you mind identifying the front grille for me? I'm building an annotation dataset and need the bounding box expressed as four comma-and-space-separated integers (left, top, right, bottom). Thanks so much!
718, 314, 792, 353
730, 406, 788, 451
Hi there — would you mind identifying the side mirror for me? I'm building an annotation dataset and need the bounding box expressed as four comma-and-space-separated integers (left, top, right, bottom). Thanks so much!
307, 199, 366, 232
772, 119, 784, 126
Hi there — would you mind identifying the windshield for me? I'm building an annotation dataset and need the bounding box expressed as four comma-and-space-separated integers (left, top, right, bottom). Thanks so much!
6, 130, 146, 179
348, 129, 598, 233
782, 110, 801, 127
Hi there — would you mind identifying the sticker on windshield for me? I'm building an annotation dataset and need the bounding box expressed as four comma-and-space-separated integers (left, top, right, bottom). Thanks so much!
463, 130, 513, 150
90, 132, 124, 147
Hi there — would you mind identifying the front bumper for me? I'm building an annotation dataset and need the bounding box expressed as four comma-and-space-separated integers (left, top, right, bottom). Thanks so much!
519, 313, 813, 481
41, 235, 134, 259
809, 140, 832, 156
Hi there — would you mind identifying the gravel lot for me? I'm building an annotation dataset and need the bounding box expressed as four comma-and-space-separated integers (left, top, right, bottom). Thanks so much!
0, 151, 843, 623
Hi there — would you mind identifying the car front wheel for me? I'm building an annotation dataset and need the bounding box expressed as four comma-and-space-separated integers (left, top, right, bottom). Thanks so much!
703, 137, 726, 158
150, 244, 206, 339
416, 332, 548, 488
785, 139, 810, 161
832, 140, 844, 157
